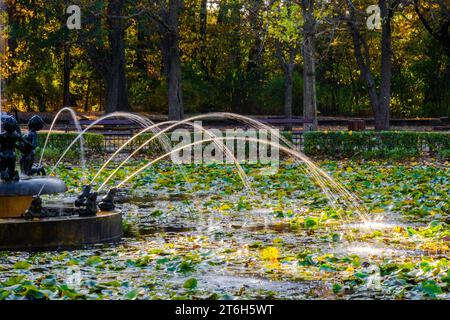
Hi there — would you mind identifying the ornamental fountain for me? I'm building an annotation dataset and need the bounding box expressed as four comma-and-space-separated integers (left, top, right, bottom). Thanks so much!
0, 108, 371, 251
0, 114, 122, 250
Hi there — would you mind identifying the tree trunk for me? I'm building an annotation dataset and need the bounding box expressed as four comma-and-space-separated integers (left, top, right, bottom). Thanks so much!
63, 41, 70, 108
414, 0, 450, 57
377, 0, 391, 130
284, 64, 294, 121
136, 15, 147, 70
84, 79, 91, 112
161, 0, 184, 121
230, 1, 243, 113
5, 0, 17, 56
348, 11, 380, 118
347, 0, 391, 130
105, 0, 129, 113
247, 0, 264, 77
199, 0, 208, 77
5, 0, 18, 89
301, 0, 318, 131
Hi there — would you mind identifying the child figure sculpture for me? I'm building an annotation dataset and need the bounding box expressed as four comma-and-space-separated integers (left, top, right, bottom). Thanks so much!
0, 116, 32, 181
20, 115, 46, 176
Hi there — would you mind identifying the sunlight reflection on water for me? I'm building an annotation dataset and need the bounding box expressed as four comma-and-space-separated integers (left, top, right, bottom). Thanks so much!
345, 245, 396, 256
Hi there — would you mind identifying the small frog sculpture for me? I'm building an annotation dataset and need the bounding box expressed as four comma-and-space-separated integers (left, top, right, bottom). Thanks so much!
75, 185, 99, 216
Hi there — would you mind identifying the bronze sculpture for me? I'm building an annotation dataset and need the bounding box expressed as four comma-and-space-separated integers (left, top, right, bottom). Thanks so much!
0, 116, 32, 181
20, 115, 46, 176
98, 188, 117, 211
75, 185, 99, 216
1, 114, 115, 219
0, 113, 122, 251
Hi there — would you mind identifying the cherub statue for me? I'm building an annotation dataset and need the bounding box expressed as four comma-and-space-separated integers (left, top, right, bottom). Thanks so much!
0, 116, 32, 181
20, 115, 46, 176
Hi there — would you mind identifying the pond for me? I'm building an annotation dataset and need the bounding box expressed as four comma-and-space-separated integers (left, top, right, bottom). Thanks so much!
0, 159, 449, 300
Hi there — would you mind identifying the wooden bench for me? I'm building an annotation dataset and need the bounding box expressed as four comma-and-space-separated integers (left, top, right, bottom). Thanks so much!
257, 117, 314, 146
67, 119, 138, 135
433, 126, 450, 131
258, 116, 314, 133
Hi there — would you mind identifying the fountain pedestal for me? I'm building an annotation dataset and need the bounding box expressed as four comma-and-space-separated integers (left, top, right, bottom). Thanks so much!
1, 196, 32, 218
0, 177, 67, 218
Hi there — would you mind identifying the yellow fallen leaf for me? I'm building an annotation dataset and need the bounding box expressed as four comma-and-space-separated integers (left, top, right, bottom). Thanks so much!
260, 247, 279, 262
219, 204, 232, 211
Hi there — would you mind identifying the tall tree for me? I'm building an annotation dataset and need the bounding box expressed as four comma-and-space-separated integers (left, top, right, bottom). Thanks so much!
229, 0, 243, 112
269, 0, 301, 123
246, 0, 265, 80
413, 0, 450, 56
4, 0, 17, 60
105, 0, 129, 113
80, 0, 130, 113
300, 0, 318, 131
158, 0, 184, 120
62, 0, 71, 108
346, 0, 398, 130
199, 0, 208, 77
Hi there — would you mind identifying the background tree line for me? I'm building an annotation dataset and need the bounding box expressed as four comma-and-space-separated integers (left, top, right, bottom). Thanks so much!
0, 0, 449, 128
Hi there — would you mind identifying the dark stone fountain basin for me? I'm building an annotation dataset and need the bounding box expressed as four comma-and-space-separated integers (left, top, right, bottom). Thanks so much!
0, 177, 67, 196
0, 211, 123, 251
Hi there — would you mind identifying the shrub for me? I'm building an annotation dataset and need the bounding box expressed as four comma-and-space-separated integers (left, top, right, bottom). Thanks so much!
36, 132, 105, 162
303, 131, 450, 159
439, 149, 450, 160
131, 133, 165, 155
